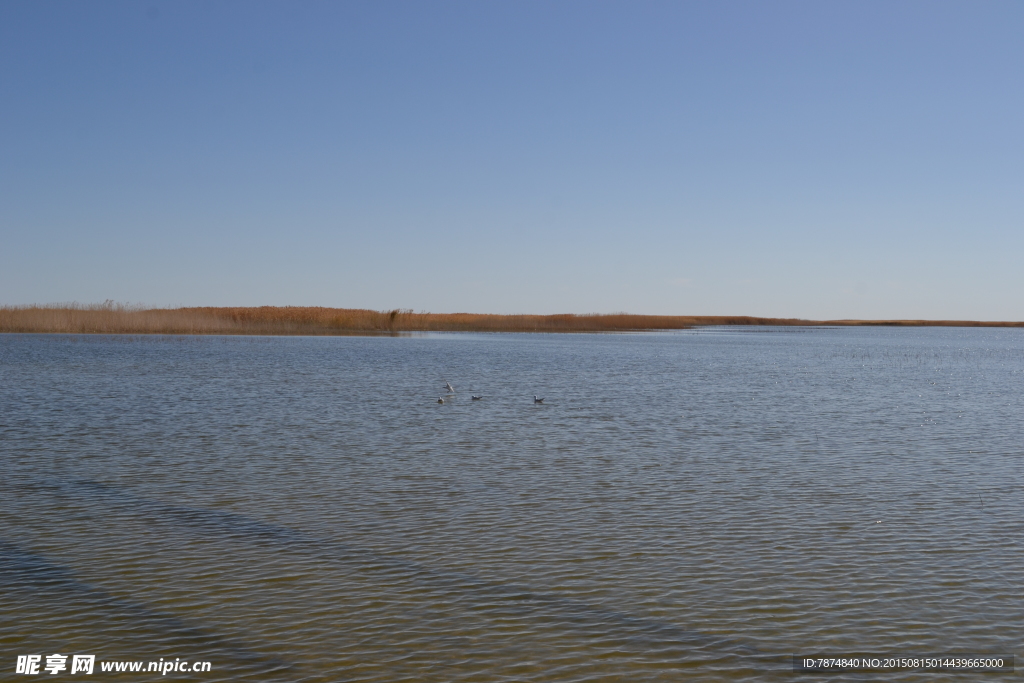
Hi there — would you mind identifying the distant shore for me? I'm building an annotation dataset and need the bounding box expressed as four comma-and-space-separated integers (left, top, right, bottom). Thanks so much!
1, 304, 1022, 335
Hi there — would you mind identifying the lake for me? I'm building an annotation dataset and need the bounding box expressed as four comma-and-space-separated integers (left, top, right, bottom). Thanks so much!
2, 328, 1021, 681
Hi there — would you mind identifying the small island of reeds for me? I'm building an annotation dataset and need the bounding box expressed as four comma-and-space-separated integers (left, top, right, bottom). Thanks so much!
2, 303, 1022, 335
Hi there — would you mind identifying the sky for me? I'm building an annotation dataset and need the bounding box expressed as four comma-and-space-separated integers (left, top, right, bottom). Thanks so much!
2, 1, 1023, 319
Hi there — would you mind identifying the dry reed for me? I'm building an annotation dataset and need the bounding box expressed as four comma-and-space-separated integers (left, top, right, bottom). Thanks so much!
1, 303, 1022, 336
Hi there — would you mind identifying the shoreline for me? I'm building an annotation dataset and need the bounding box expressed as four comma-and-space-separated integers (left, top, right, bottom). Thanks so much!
2, 305, 1023, 335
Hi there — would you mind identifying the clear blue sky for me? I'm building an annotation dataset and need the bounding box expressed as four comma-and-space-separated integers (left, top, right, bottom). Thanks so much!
2, 1, 1022, 319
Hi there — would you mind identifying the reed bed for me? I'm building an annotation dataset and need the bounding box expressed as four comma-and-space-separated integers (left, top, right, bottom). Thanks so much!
1, 303, 1022, 335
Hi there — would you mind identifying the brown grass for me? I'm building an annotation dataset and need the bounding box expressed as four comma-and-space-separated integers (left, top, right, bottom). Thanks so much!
1, 303, 1022, 335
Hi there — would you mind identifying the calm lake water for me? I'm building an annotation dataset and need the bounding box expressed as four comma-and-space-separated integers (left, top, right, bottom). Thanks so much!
2, 328, 1022, 681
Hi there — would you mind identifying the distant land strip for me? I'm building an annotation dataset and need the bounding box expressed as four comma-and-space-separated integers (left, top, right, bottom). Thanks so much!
2, 304, 1022, 335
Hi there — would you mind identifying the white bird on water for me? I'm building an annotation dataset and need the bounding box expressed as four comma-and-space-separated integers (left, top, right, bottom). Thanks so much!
437, 397, 445, 404
534, 396, 544, 404
445, 381, 455, 393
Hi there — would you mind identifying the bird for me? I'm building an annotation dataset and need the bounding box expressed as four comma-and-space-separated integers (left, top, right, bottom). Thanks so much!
437, 397, 445, 404
445, 381, 455, 393
533, 396, 544, 404
471, 395, 483, 400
